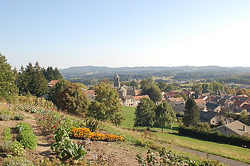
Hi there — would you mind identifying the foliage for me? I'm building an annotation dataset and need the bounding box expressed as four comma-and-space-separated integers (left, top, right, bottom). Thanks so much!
142, 83, 162, 102
84, 117, 100, 132
51, 126, 87, 161
0, 141, 13, 152
42, 66, 62, 81
16, 62, 48, 97
179, 126, 250, 148
154, 101, 176, 131
2, 156, 33, 166
33, 156, 93, 166
136, 148, 222, 166
134, 139, 151, 147
10, 140, 26, 156
71, 127, 125, 142
87, 81, 124, 125
49, 80, 89, 115
16, 122, 37, 150
0, 114, 12, 121
3, 127, 12, 141
183, 98, 200, 127
0, 53, 18, 101
134, 98, 156, 128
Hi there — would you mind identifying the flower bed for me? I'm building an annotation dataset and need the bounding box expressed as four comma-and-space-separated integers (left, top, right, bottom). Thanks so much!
71, 127, 125, 142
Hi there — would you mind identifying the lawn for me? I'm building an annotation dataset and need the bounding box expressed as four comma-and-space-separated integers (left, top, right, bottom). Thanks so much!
121, 106, 136, 128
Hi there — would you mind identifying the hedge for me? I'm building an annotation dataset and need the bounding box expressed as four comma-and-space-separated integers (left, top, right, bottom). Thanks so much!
178, 126, 250, 148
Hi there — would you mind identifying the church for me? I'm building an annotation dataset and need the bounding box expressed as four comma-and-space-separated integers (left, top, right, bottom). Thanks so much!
113, 73, 149, 107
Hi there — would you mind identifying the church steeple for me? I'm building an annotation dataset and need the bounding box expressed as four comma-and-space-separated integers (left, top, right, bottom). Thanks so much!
114, 73, 120, 88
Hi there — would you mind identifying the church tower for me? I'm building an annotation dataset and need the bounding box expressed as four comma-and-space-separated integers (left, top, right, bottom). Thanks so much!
114, 73, 120, 88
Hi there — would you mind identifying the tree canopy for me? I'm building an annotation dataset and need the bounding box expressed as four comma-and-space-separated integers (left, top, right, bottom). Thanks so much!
154, 101, 176, 131
87, 81, 124, 125
0, 53, 17, 101
183, 98, 200, 127
49, 79, 89, 115
16, 62, 48, 97
134, 98, 156, 128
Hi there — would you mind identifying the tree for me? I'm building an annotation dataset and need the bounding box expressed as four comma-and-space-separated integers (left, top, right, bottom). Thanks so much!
55, 82, 89, 115
210, 82, 224, 93
0, 53, 17, 101
154, 101, 176, 132
192, 83, 202, 95
202, 83, 212, 93
142, 84, 162, 103
134, 98, 155, 129
87, 81, 124, 125
183, 98, 200, 127
16, 62, 48, 97
42, 66, 62, 81
157, 81, 168, 92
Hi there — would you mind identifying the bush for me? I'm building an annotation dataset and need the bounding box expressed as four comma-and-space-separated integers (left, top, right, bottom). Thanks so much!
136, 148, 222, 166
0, 141, 13, 152
51, 127, 87, 161
11, 140, 26, 156
13, 114, 24, 120
2, 156, 33, 166
84, 117, 100, 132
0, 114, 12, 121
3, 127, 12, 141
16, 123, 37, 150
134, 139, 149, 147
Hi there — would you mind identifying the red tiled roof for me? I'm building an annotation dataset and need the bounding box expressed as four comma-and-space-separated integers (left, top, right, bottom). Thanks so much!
48, 80, 59, 87
133, 95, 149, 100
83, 90, 95, 95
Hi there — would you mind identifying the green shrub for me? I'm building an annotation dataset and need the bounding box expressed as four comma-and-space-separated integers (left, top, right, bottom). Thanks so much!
84, 117, 100, 132
0, 141, 13, 152
11, 140, 26, 156
51, 127, 86, 161
2, 156, 33, 166
136, 148, 223, 166
3, 127, 12, 141
14, 114, 24, 121
16, 123, 37, 150
134, 139, 150, 147
0, 114, 12, 121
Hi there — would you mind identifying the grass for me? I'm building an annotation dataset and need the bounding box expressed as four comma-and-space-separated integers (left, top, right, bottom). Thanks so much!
120, 106, 250, 164
121, 106, 136, 128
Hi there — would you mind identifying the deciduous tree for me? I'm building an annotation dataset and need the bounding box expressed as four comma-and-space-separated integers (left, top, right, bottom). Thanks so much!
87, 81, 124, 125
134, 98, 156, 129
154, 101, 176, 132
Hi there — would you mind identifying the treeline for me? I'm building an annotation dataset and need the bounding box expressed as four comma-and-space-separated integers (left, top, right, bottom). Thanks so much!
220, 75, 250, 85
16, 62, 62, 97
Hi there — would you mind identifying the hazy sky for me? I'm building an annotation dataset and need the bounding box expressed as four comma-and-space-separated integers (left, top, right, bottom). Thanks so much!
1, 0, 250, 69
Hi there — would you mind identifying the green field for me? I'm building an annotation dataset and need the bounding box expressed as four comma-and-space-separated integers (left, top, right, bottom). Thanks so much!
119, 106, 250, 164
121, 106, 136, 128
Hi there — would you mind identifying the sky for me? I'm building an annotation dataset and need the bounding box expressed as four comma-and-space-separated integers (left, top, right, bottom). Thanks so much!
0, 0, 250, 69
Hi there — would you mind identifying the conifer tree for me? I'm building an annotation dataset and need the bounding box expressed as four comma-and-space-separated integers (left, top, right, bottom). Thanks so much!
0, 53, 17, 100
183, 98, 200, 127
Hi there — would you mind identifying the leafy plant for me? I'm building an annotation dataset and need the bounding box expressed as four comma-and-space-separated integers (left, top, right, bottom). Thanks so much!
84, 117, 100, 132
0, 141, 13, 152
16, 123, 37, 150
11, 140, 26, 156
2, 156, 33, 166
13, 114, 24, 120
51, 127, 86, 161
3, 127, 12, 141
136, 148, 223, 166
0, 114, 12, 121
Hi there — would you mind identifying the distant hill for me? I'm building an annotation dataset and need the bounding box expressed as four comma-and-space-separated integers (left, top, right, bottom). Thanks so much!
59, 66, 250, 81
